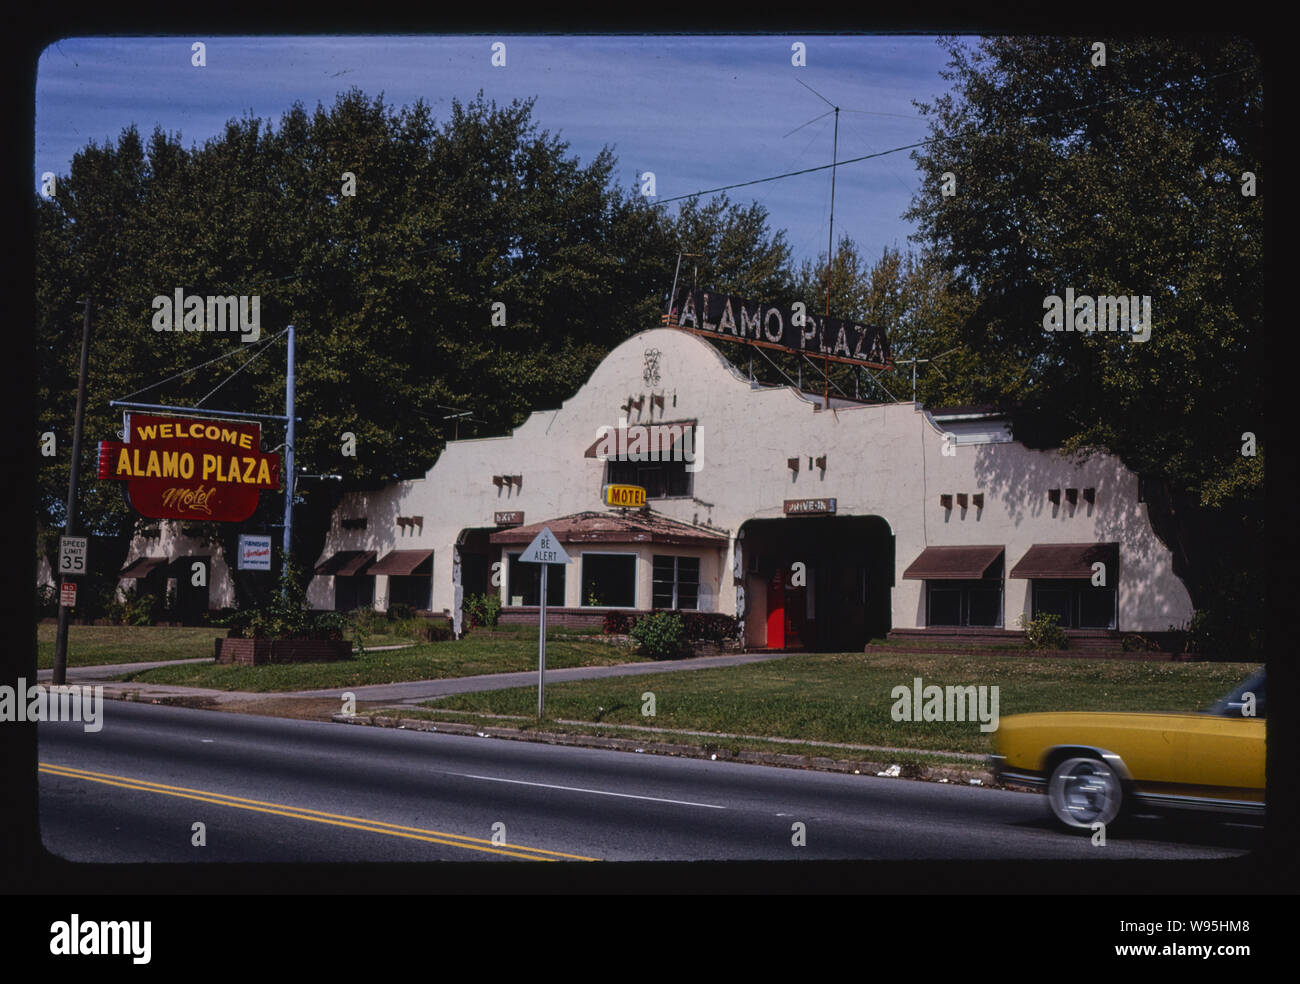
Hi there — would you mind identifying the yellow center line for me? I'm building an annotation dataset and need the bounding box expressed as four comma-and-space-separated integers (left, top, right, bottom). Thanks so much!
39, 762, 600, 862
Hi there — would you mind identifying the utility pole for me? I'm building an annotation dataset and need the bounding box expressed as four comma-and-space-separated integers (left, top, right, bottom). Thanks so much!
281, 325, 295, 597
53, 298, 92, 686
824, 104, 839, 411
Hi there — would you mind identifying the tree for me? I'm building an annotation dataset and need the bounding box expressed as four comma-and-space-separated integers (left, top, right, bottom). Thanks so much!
35, 90, 797, 599
904, 36, 1264, 650
794, 240, 978, 403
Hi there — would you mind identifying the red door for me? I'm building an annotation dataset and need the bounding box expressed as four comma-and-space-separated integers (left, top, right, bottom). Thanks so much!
784, 574, 807, 649
767, 570, 808, 650
766, 573, 785, 649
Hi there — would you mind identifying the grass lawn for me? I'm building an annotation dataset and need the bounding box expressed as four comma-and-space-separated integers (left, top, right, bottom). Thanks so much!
36, 624, 226, 669
420, 651, 1261, 758
114, 632, 648, 692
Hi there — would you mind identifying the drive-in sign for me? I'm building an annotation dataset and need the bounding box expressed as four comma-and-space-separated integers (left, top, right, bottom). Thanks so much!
98, 414, 281, 522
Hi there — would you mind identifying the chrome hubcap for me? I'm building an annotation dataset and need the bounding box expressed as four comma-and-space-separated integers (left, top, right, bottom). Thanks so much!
1049, 758, 1120, 828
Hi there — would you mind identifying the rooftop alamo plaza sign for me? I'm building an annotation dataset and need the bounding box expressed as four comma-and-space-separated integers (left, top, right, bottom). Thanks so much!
667, 287, 891, 370
98, 414, 281, 523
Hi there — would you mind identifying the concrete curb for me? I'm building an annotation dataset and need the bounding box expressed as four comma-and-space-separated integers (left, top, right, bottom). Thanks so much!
330, 711, 1000, 787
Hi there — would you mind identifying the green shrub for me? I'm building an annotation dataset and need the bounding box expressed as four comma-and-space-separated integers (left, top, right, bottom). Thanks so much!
1182, 606, 1262, 661
463, 592, 502, 628
1017, 612, 1069, 650
602, 611, 634, 634
224, 561, 347, 641
387, 603, 416, 621
418, 622, 454, 643
107, 584, 161, 626
629, 612, 686, 660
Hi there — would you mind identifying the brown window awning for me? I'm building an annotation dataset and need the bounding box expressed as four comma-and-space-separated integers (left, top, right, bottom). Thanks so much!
902, 545, 1004, 580
1009, 542, 1118, 579
314, 550, 377, 577
119, 557, 169, 579
368, 549, 433, 576
584, 420, 697, 459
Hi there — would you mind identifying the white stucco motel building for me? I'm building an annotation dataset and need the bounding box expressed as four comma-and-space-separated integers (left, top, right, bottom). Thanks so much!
304, 326, 1193, 651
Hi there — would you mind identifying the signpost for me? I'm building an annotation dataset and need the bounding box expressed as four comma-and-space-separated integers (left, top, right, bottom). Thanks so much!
518, 526, 571, 718
53, 298, 93, 685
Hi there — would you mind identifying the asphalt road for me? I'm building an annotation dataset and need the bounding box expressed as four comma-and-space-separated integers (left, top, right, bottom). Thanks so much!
38, 702, 1261, 862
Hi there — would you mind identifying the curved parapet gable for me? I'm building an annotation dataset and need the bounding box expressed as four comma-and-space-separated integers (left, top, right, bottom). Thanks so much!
304, 326, 1191, 636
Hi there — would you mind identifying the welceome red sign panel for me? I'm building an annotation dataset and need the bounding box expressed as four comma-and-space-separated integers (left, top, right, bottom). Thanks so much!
98, 414, 281, 523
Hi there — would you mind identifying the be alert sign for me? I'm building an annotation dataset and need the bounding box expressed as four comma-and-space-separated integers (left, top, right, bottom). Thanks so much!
98, 414, 281, 523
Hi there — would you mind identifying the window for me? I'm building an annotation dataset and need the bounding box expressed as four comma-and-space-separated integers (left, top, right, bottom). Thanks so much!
653, 555, 700, 610
1032, 579, 1116, 629
388, 576, 430, 611
335, 576, 375, 612
925, 580, 1001, 627
1077, 584, 1117, 629
927, 585, 963, 626
607, 459, 692, 498
581, 553, 637, 607
507, 553, 565, 607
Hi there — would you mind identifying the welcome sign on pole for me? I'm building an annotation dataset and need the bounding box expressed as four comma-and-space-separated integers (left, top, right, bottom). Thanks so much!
518, 526, 570, 718
98, 413, 281, 522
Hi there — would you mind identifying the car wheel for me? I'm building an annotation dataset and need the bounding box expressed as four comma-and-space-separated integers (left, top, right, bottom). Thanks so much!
1047, 756, 1123, 831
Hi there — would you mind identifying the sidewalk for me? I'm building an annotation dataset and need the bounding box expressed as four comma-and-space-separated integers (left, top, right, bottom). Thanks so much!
30, 650, 796, 705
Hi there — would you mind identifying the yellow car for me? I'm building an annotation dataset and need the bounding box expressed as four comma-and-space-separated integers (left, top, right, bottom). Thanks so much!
991, 669, 1265, 831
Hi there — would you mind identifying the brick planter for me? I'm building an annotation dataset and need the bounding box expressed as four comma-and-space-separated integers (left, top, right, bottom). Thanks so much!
215, 637, 352, 665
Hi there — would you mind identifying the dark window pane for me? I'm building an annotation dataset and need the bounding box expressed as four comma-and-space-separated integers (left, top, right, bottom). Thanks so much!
1078, 587, 1116, 629
389, 576, 430, 611
1034, 586, 1073, 627
652, 586, 675, 608
967, 587, 1001, 627
507, 553, 565, 607
582, 554, 636, 607
678, 583, 699, 610
678, 557, 700, 585
606, 460, 691, 499
928, 587, 962, 626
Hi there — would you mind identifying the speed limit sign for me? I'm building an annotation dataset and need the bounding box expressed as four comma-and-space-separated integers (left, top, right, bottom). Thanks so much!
59, 536, 87, 575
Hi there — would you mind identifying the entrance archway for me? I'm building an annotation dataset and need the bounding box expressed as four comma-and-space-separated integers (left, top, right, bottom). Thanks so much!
737, 515, 893, 651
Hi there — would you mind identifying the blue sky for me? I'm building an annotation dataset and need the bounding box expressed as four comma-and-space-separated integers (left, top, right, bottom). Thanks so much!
35, 34, 962, 269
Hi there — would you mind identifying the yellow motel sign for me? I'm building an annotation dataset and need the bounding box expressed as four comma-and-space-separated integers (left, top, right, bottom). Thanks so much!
604, 484, 647, 508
